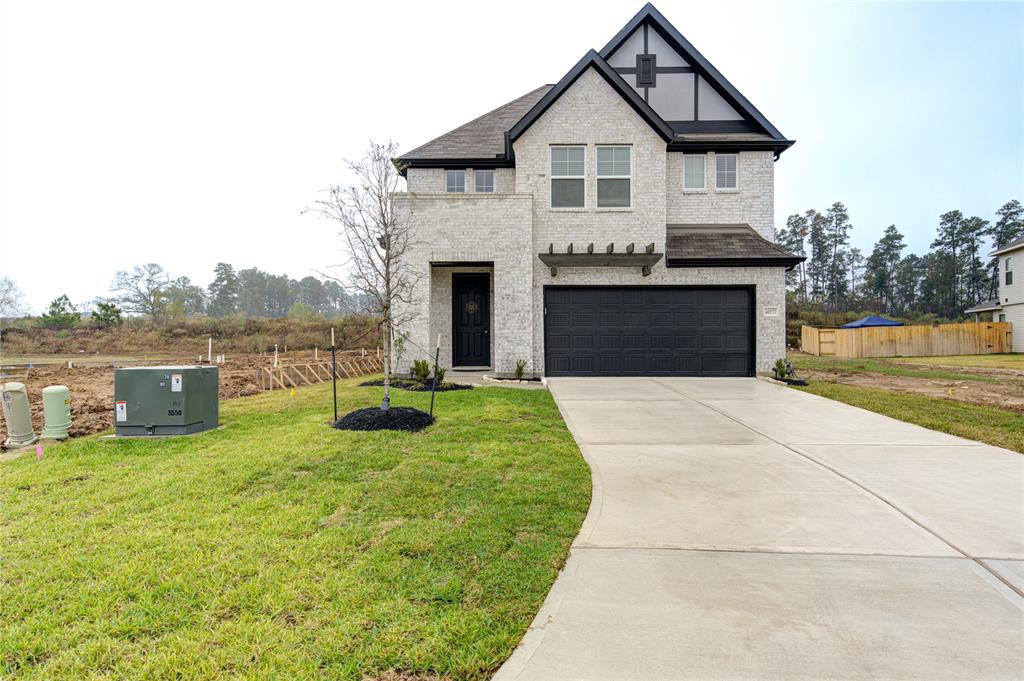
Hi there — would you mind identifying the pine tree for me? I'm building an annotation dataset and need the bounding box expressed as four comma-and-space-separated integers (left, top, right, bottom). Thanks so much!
779, 213, 809, 303
930, 210, 966, 318
864, 225, 906, 313
987, 200, 1024, 298
207, 263, 240, 317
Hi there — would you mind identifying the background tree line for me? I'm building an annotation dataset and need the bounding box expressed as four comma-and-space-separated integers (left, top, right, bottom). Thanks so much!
3, 263, 371, 330
777, 199, 1022, 320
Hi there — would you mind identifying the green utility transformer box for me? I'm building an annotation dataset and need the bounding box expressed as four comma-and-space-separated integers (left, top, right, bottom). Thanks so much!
114, 366, 219, 436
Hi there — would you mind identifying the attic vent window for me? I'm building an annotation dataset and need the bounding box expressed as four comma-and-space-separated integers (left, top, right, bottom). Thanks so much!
637, 54, 656, 87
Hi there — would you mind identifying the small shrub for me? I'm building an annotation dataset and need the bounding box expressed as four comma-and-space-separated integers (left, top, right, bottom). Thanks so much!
514, 359, 527, 380
773, 358, 789, 380
433, 366, 446, 386
412, 359, 431, 382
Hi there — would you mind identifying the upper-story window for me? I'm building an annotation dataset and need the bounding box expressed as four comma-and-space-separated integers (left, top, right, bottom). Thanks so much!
1006, 256, 1014, 286
684, 155, 706, 191
597, 146, 631, 208
551, 145, 585, 208
445, 169, 465, 193
475, 169, 494, 193
715, 154, 738, 190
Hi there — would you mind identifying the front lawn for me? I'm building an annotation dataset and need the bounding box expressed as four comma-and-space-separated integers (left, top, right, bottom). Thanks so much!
795, 382, 1024, 453
0, 379, 590, 680
787, 353, 1011, 384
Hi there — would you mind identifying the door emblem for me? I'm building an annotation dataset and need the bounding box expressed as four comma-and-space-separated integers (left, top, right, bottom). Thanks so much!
465, 301, 479, 314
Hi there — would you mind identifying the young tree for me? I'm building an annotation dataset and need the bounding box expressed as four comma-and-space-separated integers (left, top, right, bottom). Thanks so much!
39, 294, 80, 329
988, 200, 1024, 297
0, 277, 28, 320
112, 263, 170, 320
91, 300, 123, 327
207, 263, 240, 316
305, 140, 418, 413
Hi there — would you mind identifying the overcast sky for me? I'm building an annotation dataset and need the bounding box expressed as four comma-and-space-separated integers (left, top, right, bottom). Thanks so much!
1, 0, 1021, 313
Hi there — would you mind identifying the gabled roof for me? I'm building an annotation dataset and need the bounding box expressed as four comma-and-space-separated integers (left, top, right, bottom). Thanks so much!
397, 3, 793, 168
508, 49, 674, 144
602, 3, 787, 141
665, 224, 804, 270
397, 85, 552, 168
990, 235, 1024, 257
964, 300, 1002, 314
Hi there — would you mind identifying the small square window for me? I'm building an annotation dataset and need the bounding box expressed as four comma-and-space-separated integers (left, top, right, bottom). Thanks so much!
715, 154, 737, 190
684, 155, 705, 190
999, 313, 1007, 322
474, 169, 494, 193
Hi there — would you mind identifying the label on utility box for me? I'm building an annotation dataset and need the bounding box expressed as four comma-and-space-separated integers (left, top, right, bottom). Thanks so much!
171, 374, 182, 392
115, 400, 127, 422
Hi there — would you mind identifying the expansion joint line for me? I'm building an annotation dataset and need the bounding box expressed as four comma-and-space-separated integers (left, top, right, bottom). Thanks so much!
650, 379, 1024, 601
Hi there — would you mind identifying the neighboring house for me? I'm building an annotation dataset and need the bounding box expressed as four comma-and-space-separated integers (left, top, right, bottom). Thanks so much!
393, 3, 802, 377
965, 236, 1022, 351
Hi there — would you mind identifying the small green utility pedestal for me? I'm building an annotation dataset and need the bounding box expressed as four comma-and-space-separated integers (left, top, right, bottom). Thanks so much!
114, 366, 219, 437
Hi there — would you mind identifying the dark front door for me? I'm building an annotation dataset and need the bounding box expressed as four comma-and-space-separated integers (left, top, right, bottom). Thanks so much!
544, 286, 754, 377
452, 274, 490, 366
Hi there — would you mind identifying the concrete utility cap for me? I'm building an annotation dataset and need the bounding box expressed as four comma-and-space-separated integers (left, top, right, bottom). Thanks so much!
1, 382, 38, 448
41, 385, 71, 440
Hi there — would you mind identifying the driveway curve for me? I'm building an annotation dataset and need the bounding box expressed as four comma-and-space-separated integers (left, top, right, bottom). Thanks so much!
495, 378, 1023, 681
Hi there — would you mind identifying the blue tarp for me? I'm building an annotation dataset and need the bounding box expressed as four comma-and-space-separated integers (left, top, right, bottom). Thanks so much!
841, 315, 905, 328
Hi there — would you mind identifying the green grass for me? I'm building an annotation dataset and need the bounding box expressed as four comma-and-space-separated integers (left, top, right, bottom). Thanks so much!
788, 353, 1015, 385
893, 354, 1024, 370
0, 380, 590, 680
795, 382, 1024, 453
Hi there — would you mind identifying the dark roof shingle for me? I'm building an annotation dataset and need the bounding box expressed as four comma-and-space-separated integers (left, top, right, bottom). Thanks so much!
398, 86, 552, 162
666, 224, 803, 267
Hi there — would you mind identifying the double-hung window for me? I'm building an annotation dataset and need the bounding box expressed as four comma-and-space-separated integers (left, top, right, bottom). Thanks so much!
550, 146, 585, 208
597, 145, 631, 208
684, 154, 706, 191
474, 169, 494, 193
445, 169, 465, 193
1006, 256, 1014, 286
715, 154, 738, 190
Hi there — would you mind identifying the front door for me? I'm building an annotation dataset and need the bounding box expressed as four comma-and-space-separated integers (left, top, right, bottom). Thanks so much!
452, 273, 490, 366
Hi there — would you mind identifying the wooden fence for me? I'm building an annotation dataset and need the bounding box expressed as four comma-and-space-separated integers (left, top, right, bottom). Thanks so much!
800, 322, 1012, 358
258, 357, 384, 390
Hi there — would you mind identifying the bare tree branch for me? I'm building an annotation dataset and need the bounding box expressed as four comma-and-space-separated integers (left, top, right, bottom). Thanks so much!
303, 140, 420, 412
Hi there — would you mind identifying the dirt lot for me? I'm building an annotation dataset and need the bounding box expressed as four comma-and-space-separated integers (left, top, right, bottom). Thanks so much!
790, 352, 1024, 414
0, 350, 380, 444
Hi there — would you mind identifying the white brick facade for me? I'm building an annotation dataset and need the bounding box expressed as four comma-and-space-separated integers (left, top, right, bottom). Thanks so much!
394, 67, 787, 375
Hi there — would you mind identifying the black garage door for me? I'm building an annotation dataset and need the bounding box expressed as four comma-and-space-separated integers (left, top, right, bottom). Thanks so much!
544, 287, 754, 377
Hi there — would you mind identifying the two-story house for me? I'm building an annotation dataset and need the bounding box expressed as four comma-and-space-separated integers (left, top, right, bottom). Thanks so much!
393, 3, 802, 377
966, 237, 1022, 351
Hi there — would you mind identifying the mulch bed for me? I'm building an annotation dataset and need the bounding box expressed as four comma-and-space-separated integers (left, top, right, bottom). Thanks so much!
360, 379, 473, 392
332, 407, 435, 432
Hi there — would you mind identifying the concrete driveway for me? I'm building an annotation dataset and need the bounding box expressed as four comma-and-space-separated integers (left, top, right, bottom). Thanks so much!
495, 378, 1024, 681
